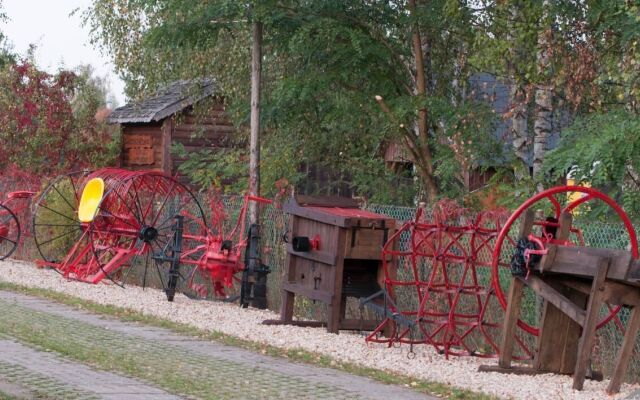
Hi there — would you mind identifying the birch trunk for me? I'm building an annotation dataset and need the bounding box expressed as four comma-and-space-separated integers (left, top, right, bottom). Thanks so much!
506, 6, 530, 174
533, 2, 552, 180
510, 85, 530, 167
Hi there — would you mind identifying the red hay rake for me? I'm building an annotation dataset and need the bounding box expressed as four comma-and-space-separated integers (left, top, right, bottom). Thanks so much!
0, 190, 36, 260
367, 186, 637, 360
32, 168, 271, 301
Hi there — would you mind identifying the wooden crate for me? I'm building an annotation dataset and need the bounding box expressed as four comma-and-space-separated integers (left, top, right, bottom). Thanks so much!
276, 195, 396, 333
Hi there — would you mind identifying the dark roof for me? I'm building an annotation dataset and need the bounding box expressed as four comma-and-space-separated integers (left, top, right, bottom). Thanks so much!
107, 79, 217, 124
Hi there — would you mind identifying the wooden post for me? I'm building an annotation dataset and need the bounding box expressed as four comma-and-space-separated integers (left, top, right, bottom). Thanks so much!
498, 208, 535, 368
248, 20, 262, 225
573, 258, 610, 390
607, 306, 640, 394
161, 118, 173, 174
498, 277, 525, 368
535, 211, 586, 374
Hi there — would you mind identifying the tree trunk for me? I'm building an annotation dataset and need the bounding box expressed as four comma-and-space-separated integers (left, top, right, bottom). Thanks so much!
533, 2, 552, 181
510, 85, 530, 168
249, 21, 262, 224
506, 5, 531, 175
408, 0, 438, 202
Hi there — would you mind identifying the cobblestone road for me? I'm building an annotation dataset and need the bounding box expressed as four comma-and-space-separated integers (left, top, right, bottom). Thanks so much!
0, 291, 433, 400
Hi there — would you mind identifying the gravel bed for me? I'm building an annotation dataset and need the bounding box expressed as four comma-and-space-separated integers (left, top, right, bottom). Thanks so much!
0, 259, 637, 400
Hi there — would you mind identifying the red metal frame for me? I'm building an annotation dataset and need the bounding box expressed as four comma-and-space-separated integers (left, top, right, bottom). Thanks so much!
0, 190, 36, 259
369, 202, 520, 358
489, 185, 638, 336
369, 185, 637, 360
34, 168, 272, 299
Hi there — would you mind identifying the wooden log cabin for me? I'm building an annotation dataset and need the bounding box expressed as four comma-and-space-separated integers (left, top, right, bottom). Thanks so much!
107, 79, 236, 183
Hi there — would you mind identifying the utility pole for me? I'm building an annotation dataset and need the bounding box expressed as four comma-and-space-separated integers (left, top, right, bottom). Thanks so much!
249, 20, 262, 224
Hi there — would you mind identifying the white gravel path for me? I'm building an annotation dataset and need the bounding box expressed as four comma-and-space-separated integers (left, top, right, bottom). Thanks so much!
0, 259, 637, 400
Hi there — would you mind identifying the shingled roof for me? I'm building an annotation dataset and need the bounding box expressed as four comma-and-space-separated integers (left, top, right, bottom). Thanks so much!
107, 79, 217, 124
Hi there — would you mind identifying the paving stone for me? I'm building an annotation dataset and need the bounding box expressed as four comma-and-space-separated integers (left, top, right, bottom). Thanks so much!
0, 290, 433, 400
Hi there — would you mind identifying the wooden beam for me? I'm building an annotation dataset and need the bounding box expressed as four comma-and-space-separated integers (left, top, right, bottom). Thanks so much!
161, 117, 173, 175
538, 246, 634, 283
630, 260, 640, 282
286, 244, 337, 266
498, 277, 525, 368
249, 20, 262, 224
534, 281, 587, 374
521, 275, 586, 326
607, 306, 640, 394
478, 365, 603, 380
558, 278, 640, 307
573, 258, 609, 390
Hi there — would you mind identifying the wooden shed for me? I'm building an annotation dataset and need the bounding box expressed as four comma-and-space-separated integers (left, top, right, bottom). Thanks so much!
107, 79, 236, 181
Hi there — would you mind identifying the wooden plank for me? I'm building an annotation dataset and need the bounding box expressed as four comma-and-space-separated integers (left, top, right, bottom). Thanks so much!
630, 260, 640, 282
293, 195, 360, 208
480, 364, 560, 376
328, 228, 348, 333
539, 246, 633, 282
559, 278, 640, 307
519, 209, 536, 238
123, 134, 153, 148
521, 275, 586, 326
286, 244, 337, 266
281, 282, 333, 303
534, 281, 587, 374
573, 258, 609, 390
161, 117, 173, 175
127, 148, 154, 165
478, 364, 603, 380
280, 217, 298, 324
344, 228, 388, 260
607, 306, 640, 394
498, 277, 525, 368
261, 319, 326, 328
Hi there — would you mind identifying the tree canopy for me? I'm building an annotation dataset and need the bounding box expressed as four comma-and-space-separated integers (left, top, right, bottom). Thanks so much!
83, 0, 640, 215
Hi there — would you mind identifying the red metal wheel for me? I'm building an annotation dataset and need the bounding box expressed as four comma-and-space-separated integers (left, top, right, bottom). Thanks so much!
491, 186, 638, 336
87, 171, 207, 292
32, 171, 92, 269
0, 203, 20, 260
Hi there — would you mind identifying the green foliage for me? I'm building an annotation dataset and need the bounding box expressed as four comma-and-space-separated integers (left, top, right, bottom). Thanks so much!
84, 0, 504, 205
543, 109, 640, 220
175, 144, 248, 193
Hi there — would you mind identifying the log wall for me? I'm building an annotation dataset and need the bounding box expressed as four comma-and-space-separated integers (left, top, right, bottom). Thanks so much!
120, 100, 239, 184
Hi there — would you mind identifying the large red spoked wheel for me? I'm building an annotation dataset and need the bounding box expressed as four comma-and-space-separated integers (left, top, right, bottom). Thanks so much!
491, 186, 638, 336
32, 171, 92, 268
87, 172, 207, 293
0, 204, 20, 260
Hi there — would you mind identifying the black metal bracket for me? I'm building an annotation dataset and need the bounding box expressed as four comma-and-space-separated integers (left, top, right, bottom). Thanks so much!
152, 215, 184, 302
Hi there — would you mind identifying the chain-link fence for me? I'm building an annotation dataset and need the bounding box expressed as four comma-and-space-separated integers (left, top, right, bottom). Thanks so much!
5, 185, 639, 384
252, 202, 639, 383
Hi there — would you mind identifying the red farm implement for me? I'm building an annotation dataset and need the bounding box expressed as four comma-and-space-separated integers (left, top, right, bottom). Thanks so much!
32, 168, 272, 304
365, 186, 638, 362
0, 190, 35, 260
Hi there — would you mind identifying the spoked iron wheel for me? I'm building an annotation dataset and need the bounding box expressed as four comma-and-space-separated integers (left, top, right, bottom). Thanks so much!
489, 186, 638, 337
32, 171, 92, 268
88, 172, 207, 295
0, 204, 20, 260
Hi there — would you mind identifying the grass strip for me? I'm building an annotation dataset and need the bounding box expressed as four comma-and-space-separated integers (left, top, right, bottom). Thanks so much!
0, 281, 497, 400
